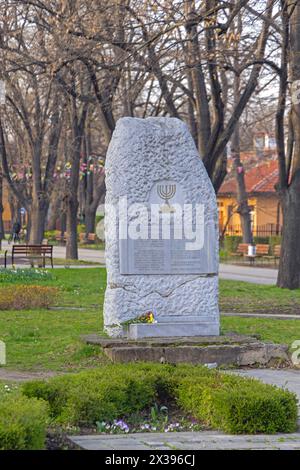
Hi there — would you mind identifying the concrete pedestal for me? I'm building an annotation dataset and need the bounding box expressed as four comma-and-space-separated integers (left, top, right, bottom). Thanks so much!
128, 321, 220, 339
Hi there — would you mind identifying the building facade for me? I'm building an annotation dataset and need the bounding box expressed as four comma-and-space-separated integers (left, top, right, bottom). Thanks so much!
218, 159, 282, 237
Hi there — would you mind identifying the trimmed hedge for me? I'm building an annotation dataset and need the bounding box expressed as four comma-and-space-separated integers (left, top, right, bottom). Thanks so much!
0, 393, 49, 450
175, 371, 298, 434
23, 364, 172, 426
22, 364, 298, 434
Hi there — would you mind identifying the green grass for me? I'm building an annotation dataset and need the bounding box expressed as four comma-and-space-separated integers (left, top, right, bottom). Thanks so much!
52, 258, 102, 266
79, 242, 105, 250
222, 317, 300, 345
0, 308, 107, 371
48, 268, 106, 307
0, 269, 299, 371
0, 269, 108, 371
220, 280, 300, 314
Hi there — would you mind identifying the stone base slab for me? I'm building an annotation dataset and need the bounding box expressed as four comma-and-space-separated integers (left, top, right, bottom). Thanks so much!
128, 322, 219, 339
83, 334, 290, 367
84, 333, 258, 348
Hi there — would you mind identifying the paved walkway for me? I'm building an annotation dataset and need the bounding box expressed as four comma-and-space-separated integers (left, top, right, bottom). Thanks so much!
1, 241, 106, 266
232, 369, 300, 405
2, 241, 278, 284
219, 263, 277, 285
69, 431, 300, 450
0, 368, 60, 381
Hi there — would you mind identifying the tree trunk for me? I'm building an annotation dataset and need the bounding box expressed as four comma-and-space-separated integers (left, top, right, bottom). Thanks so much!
231, 117, 253, 244
232, 139, 253, 244
65, 92, 88, 260
184, 0, 211, 157
85, 206, 97, 235
231, 12, 253, 245
276, 1, 300, 288
8, 193, 21, 226
29, 197, 49, 244
26, 212, 31, 243
47, 194, 61, 230
66, 198, 78, 259
277, 174, 300, 289
232, 152, 253, 244
0, 175, 5, 249
60, 212, 67, 233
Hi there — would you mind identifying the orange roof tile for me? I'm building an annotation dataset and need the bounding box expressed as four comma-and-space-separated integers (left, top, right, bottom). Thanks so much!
219, 159, 279, 194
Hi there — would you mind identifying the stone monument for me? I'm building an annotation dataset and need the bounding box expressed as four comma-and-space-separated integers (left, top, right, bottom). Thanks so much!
104, 117, 219, 338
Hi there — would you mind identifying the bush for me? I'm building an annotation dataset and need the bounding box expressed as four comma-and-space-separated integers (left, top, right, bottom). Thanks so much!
0, 393, 49, 450
175, 371, 298, 434
77, 224, 86, 234
44, 230, 57, 242
23, 365, 172, 426
0, 285, 59, 310
269, 235, 282, 253
22, 364, 298, 434
223, 236, 242, 254
253, 236, 269, 245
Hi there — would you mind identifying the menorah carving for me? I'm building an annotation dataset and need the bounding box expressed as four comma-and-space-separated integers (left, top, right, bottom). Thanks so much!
157, 184, 176, 213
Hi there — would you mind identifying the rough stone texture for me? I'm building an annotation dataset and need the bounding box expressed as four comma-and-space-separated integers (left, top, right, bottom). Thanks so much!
102, 342, 290, 366
104, 117, 219, 336
83, 334, 290, 366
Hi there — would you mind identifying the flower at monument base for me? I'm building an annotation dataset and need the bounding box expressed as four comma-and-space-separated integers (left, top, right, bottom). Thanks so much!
137, 311, 156, 324
122, 310, 157, 326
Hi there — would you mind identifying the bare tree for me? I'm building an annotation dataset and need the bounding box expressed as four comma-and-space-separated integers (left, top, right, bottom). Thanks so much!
276, 0, 300, 289
230, 11, 253, 244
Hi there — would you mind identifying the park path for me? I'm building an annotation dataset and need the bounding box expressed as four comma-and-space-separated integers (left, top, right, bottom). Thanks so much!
53, 250, 279, 285
2, 240, 278, 284
0, 369, 61, 382
232, 369, 300, 405
69, 430, 300, 450
219, 262, 278, 285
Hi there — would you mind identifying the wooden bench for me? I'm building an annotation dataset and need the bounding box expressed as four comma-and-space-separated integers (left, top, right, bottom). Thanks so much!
274, 244, 281, 259
243, 244, 270, 265
87, 233, 96, 243
4, 245, 54, 268
255, 244, 270, 258
55, 231, 67, 244
79, 233, 96, 244
231, 243, 250, 257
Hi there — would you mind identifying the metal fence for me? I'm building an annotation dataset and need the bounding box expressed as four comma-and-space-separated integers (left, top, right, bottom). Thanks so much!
224, 224, 282, 237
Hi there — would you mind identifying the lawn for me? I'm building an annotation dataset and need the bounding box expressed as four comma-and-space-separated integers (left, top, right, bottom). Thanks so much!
0, 268, 299, 371
52, 258, 102, 266
220, 279, 300, 314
